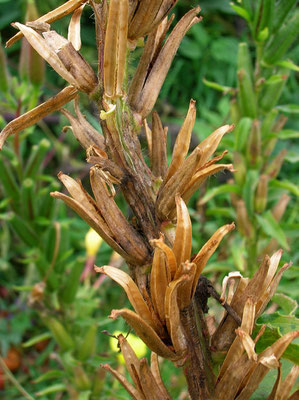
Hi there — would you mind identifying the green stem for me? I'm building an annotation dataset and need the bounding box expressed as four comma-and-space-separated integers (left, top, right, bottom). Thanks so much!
0, 354, 36, 400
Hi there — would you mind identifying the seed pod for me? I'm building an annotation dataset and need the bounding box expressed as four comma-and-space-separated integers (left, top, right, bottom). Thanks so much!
0, 86, 78, 149
7, 0, 88, 48
234, 117, 252, 152
150, 246, 170, 324
131, 7, 202, 118
259, 72, 289, 112
247, 120, 261, 167
0, 159, 20, 203
151, 111, 167, 178
264, 149, 287, 179
263, 10, 299, 65
237, 43, 253, 83
253, 0, 274, 37
24, 138, 51, 178
191, 223, 235, 295
43, 30, 98, 93
172, 196, 192, 267
255, 174, 268, 213
73, 366, 91, 390
233, 152, 246, 186
110, 308, 179, 361
103, 0, 128, 98
68, 4, 85, 51
96, 265, 162, 335
272, 0, 297, 33
164, 276, 187, 354
45, 317, 74, 352
150, 237, 177, 279
0, 37, 9, 92
77, 324, 97, 361
237, 68, 257, 118
21, 178, 35, 220
272, 193, 290, 222
164, 99, 196, 183
101, 363, 144, 400
59, 262, 83, 304
19, 0, 45, 86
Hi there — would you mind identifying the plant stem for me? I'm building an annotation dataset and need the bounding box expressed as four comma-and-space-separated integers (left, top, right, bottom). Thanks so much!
0, 355, 36, 400
180, 300, 215, 400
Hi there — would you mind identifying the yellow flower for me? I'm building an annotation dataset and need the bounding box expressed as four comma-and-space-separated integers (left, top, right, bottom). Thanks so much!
109, 330, 147, 364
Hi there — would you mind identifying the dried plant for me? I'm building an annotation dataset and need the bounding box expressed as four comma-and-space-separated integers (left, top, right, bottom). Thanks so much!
1, 1, 298, 399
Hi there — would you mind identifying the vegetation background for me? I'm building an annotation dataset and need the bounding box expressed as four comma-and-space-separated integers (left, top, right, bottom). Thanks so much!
0, 0, 298, 399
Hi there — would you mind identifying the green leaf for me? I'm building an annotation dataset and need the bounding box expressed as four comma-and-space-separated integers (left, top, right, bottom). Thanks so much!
254, 324, 299, 364
258, 312, 299, 335
198, 184, 241, 206
242, 170, 259, 217
255, 210, 290, 250
23, 332, 52, 348
277, 129, 299, 139
202, 78, 234, 94
34, 370, 66, 384
230, 3, 251, 22
265, 74, 287, 85
36, 384, 67, 396
276, 104, 299, 114
272, 293, 297, 315
269, 179, 299, 197
275, 59, 299, 72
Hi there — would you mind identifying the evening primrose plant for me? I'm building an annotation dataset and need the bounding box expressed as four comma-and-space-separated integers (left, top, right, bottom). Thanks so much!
200, 0, 299, 274
1, 1, 298, 399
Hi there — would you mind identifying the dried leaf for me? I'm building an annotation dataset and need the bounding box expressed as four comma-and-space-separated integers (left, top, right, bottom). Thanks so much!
90, 167, 150, 264
150, 237, 177, 279
104, 0, 128, 97
235, 328, 257, 362
101, 363, 144, 400
0, 86, 78, 149
133, 7, 202, 118
157, 148, 202, 220
68, 4, 85, 51
150, 353, 172, 400
164, 99, 196, 183
235, 331, 299, 400
172, 196, 192, 267
6, 0, 87, 48
196, 124, 234, 169
13, 23, 78, 86
110, 308, 179, 361
50, 191, 134, 263
118, 334, 143, 394
150, 247, 170, 324
96, 266, 158, 332
192, 223, 235, 295
151, 111, 167, 178
139, 358, 167, 400
164, 276, 188, 354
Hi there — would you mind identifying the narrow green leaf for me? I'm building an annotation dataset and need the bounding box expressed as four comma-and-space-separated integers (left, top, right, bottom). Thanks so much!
269, 179, 299, 197
198, 184, 241, 206
234, 117, 252, 151
230, 3, 251, 22
277, 129, 299, 139
34, 370, 65, 384
202, 78, 234, 94
255, 210, 290, 250
276, 104, 299, 114
242, 170, 259, 217
272, 293, 297, 315
254, 324, 299, 364
23, 332, 52, 348
36, 384, 67, 396
275, 59, 299, 72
